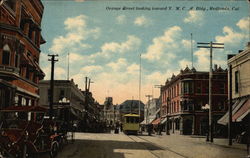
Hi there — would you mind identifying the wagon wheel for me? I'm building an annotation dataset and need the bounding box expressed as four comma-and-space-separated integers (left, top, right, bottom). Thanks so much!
50, 143, 58, 158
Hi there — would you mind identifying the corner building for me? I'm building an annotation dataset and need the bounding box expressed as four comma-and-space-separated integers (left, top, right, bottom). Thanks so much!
161, 66, 228, 135
0, 0, 45, 113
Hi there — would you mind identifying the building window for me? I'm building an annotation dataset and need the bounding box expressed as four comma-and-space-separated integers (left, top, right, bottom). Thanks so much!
183, 81, 194, 94
59, 90, 65, 100
235, 71, 239, 93
5, 0, 16, 11
15, 52, 19, 67
25, 66, 30, 80
196, 82, 201, 94
220, 83, 225, 94
2, 45, 11, 65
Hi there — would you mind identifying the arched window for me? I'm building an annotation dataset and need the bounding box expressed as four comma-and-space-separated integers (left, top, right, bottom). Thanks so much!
2, 44, 11, 65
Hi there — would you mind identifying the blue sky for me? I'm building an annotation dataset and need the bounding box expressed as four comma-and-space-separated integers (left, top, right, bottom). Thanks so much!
39, 0, 249, 104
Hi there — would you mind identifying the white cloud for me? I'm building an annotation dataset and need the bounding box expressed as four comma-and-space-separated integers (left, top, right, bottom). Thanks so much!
90, 35, 141, 59
55, 67, 67, 79
81, 65, 103, 74
107, 58, 127, 71
194, 48, 210, 71
64, 15, 87, 30
142, 26, 182, 61
179, 59, 192, 69
69, 53, 84, 63
146, 71, 166, 84
215, 26, 246, 45
126, 64, 139, 74
134, 16, 152, 27
49, 15, 100, 54
184, 10, 204, 25
116, 15, 126, 24
236, 17, 249, 31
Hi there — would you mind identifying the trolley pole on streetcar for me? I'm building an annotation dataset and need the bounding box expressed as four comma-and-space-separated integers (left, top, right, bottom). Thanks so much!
197, 42, 224, 142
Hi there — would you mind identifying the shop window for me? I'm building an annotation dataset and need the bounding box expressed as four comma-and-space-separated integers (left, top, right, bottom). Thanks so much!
2, 44, 11, 65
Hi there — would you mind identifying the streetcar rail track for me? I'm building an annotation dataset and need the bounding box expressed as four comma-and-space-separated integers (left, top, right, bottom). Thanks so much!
127, 134, 189, 158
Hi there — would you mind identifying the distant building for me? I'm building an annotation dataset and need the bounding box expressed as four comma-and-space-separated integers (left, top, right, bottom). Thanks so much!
119, 100, 145, 122
143, 98, 160, 124
161, 66, 228, 135
103, 97, 120, 125
0, 0, 45, 120
218, 43, 250, 141
82, 90, 103, 132
39, 80, 85, 127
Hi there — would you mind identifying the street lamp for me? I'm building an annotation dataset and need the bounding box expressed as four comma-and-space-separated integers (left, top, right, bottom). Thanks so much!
59, 97, 74, 142
202, 104, 210, 142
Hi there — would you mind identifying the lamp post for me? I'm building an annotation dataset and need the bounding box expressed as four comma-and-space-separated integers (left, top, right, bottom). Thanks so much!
202, 104, 210, 142
59, 97, 73, 142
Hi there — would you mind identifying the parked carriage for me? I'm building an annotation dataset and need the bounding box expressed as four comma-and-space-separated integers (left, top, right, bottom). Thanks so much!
0, 105, 67, 158
122, 114, 140, 135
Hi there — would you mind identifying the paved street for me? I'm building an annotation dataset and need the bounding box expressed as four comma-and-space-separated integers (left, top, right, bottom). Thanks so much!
38, 132, 248, 158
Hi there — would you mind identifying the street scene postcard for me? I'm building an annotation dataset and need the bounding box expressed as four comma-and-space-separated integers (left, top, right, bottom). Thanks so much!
0, 0, 249, 158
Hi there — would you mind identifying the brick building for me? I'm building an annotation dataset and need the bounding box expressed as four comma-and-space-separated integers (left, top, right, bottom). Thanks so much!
0, 0, 45, 120
161, 66, 228, 135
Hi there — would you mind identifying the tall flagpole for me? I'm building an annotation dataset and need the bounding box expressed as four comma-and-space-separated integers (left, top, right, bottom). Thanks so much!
139, 54, 141, 120
191, 33, 193, 68
67, 53, 70, 80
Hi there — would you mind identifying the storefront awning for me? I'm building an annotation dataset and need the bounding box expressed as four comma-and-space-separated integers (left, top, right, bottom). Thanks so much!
218, 98, 248, 125
161, 117, 167, 124
152, 118, 161, 125
232, 99, 250, 122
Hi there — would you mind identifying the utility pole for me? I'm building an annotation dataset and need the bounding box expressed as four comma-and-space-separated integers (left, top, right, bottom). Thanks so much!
145, 95, 152, 124
48, 54, 58, 120
197, 42, 224, 142
191, 33, 194, 68
228, 64, 232, 145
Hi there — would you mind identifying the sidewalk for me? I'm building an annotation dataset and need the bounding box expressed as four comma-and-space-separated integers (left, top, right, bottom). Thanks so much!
189, 135, 248, 151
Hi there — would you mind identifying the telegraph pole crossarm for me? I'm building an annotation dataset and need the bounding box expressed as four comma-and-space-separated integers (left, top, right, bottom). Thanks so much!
197, 42, 224, 143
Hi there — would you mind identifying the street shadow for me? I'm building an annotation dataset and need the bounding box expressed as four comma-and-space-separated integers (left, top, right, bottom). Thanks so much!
68, 138, 164, 158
